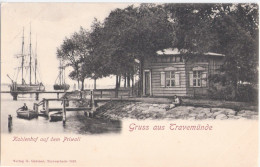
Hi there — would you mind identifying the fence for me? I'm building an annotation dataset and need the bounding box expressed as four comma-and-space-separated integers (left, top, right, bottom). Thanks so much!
86, 88, 132, 98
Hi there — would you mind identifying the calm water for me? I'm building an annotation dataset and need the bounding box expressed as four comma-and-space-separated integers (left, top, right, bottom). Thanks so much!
1, 85, 121, 135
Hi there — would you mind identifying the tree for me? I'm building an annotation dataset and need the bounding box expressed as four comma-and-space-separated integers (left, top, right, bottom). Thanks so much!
211, 4, 258, 100
57, 27, 92, 90
164, 4, 220, 54
165, 3, 258, 100
57, 37, 81, 88
95, 4, 175, 95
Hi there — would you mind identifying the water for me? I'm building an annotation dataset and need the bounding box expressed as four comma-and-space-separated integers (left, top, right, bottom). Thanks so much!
1, 85, 121, 135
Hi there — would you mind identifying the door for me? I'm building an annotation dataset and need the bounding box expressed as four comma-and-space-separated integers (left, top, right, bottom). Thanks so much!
145, 71, 150, 96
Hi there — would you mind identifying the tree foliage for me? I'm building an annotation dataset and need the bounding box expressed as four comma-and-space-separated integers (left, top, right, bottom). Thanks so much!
57, 3, 258, 100
165, 3, 258, 100
57, 27, 93, 90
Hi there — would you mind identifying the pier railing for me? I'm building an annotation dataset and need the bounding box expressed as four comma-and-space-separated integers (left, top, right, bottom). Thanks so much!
0, 87, 132, 101
85, 88, 132, 99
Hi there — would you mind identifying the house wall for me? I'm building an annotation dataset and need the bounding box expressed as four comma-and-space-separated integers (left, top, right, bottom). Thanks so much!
185, 60, 209, 97
185, 55, 224, 97
143, 54, 224, 97
144, 56, 187, 97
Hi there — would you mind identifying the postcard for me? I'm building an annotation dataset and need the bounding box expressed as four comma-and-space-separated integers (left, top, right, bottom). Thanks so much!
0, 3, 258, 167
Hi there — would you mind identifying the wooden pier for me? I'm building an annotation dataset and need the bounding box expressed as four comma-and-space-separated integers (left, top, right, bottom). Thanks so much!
3, 88, 133, 123
0, 90, 73, 100
34, 97, 93, 123
1, 87, 132, 101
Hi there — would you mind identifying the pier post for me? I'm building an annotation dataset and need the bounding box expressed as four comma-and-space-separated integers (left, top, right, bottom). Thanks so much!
80, 91, 82, 99
90, 90, 93, 107
8, 115, 12, 133
62, 99, 66, 124
12, 93, 18, 101
91, 90, 96, 112
46, 100, 49, 117
42, 98, 45, 109
34, 103, 39, 115
35, 93, 39, 101
8, 115, 12, 128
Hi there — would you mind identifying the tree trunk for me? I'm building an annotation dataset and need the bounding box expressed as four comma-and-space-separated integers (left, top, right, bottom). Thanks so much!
131, 74, 134, 97
75, 64, 80, 90
139, 57, 144, 96
118, 75, 121, 88
94, 78, 97, 90
81, 79, 85, 91
127, 73, 131, 87
115, 75, 119, 98
124, 73, 126, 88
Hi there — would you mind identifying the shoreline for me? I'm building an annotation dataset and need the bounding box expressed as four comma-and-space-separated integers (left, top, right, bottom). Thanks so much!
65, 91, 258, 121
94, 101, 258, 121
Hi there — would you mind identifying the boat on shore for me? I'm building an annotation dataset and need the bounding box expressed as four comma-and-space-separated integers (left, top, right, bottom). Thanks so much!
16, 108, 38, 120
50, 112, 63, 122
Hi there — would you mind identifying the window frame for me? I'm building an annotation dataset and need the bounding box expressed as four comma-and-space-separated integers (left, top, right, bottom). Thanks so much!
165, 71, 176, 87
192, 71, 202, 87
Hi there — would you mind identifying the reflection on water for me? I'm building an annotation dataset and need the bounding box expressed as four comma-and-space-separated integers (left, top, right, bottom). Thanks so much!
1, 92, 121, 135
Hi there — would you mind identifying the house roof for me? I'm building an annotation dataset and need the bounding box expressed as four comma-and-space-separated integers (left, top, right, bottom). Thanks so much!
156, 48, 225, 57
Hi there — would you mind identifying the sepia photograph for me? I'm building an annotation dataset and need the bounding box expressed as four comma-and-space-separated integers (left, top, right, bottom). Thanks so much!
0, 2, 258, 167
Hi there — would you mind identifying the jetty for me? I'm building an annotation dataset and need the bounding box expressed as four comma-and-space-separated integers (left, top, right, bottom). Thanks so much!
0, 87, 132, 101
0, 90, 72, 100
33, 90, 97, 123
34, 98, 91, 122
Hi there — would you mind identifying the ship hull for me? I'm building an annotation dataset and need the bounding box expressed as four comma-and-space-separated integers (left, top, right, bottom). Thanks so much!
53, 84, 70, 90
10, 83, 45, 92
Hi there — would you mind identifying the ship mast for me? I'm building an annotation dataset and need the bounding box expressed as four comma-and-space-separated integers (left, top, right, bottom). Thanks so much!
59, 59, 62, 85
29, 24, 32, 85
35, 36, 37, 84
21, 27, 25, 85
63, 59, 66, 85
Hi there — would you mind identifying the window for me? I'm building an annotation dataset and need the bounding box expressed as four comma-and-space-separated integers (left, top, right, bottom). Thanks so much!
171, 56, 175, 62
193, 71, 202, 87
166, 57, 171, 62
176, 56, 180, 62
166, 71, 175, 87
161, 69, 180, 87
189, 67, 207, 87
162, 57, 167, 63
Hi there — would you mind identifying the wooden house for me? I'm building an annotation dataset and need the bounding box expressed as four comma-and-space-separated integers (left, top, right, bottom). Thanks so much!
143, 48, 225, 97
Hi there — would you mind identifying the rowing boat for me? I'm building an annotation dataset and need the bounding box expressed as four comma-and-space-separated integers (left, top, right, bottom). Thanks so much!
50, 112, 63, 122
16, 108, 38, 120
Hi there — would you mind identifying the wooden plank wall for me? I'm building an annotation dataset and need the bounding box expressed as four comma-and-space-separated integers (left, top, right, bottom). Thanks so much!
208, 57, 224, 90
185, 59, 209, 97
186, 56, 224, 97
145, 61, 187, 97
144, 55, 224, 97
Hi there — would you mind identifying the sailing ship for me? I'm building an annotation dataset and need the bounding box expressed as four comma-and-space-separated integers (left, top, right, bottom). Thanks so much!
53, 58, 70, 90
8, 27, 45, 92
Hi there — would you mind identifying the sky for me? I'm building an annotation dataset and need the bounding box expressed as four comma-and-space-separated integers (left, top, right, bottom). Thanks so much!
1, 3, 132, 88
